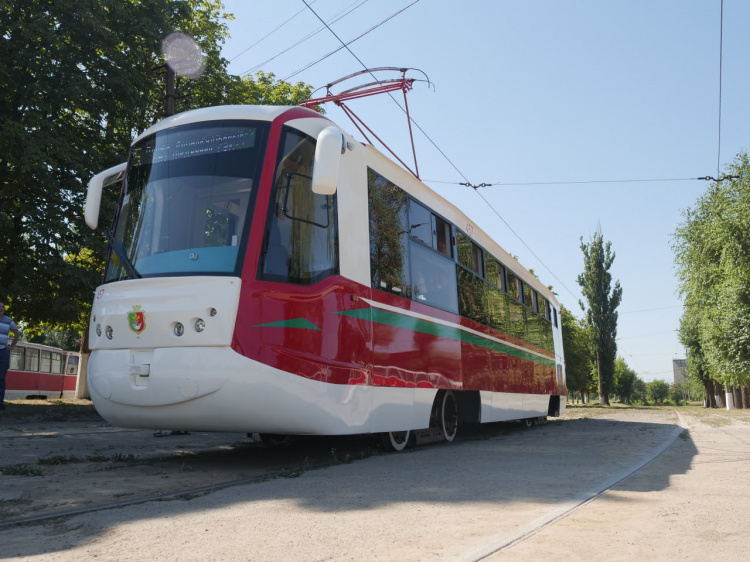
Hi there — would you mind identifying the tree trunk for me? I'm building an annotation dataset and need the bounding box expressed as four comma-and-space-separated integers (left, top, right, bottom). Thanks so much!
705, 380, 717, 408
715, 381, 725, 408
733, 386, 743, 409
742, 385, 750, 409
596, 347, 609, 406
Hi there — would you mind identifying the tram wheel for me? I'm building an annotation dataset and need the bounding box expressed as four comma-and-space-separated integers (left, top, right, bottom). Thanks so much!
524, 418, 534, 429
381, 430, 412, 452
258, 433, 296, 448
440, 391, 458, 442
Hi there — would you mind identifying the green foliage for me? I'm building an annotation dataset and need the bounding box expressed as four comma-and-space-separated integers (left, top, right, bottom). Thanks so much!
561, 305, 594, 395
0, 1, 313, 338
674, 153, 750, 394
647, 379, 670, 405
632, 377, 648, 404
577, 230, 623, 405
614, 356, 639, 404
0, 464, 43, 477
38, 454, 82, 466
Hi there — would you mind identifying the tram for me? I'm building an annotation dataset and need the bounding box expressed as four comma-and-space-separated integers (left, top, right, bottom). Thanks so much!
84, 104, 566, 450
5, 342, 81, 400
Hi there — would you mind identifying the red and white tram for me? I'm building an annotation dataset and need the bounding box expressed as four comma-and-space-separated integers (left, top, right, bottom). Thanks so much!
84, 104, 566, 449
5, 342, 81, 400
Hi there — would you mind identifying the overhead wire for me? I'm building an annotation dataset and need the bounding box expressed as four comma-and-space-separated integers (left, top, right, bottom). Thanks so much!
471, 188, 579, 301
239, 0, 370, 77
424, 177, 700, 187
717, 0, 725, 178
286, 1, 420, 81
228, 1, 315, 64
295, 1, 470, 180
301, 0, 582, 301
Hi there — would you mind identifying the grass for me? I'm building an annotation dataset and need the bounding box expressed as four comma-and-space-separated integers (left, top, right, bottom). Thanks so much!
0, 464, 43, 477
37, 455, 83, 466
0, 399, 102, 423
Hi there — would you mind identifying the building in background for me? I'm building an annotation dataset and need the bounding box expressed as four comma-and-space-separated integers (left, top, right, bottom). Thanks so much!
673, 359, 687, 385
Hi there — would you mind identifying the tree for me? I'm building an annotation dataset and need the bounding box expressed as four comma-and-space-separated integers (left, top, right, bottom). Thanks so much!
632, 377, 648, 404
0, 1, 313, 339
647, 379, 670, 405
673, 153, 750, 407
577, 230, 622, 406
677, 308, 717, 408
561, 305, 594, 402
613, 357, 638, 404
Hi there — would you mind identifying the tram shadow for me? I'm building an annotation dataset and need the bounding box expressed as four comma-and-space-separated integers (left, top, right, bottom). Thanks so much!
0, 415, 697, 558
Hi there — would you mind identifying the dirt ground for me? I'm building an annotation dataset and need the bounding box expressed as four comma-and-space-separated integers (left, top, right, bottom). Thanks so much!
1, 402, 749, 561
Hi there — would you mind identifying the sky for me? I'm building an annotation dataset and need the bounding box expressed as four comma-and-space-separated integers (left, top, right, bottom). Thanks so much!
215, 0, 750, 382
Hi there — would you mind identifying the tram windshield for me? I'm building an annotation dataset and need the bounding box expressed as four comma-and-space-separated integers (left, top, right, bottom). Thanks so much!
104, 120, 269, 281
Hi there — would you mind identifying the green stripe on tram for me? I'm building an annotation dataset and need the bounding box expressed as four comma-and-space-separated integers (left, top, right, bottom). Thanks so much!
255, 318, 321, 330
337, 307, 555, 367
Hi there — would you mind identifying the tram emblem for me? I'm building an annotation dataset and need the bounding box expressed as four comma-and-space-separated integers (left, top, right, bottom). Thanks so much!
127, 305, 146, 334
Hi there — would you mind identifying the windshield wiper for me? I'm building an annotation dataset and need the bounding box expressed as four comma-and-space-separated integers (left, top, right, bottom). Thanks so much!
105, 228, 142, 279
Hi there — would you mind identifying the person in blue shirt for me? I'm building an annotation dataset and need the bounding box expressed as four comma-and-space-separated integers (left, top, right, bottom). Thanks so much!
0, 300, 20, 410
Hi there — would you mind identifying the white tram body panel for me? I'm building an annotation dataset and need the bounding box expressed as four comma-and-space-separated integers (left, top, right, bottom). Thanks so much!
85, 104, 566, 435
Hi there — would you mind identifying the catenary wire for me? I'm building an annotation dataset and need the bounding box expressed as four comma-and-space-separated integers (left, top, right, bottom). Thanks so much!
471, 188, 579, 301
285, 1, 419, 82
717, 0, 725, 178
227, 1, 315, 63
239, 0, 370, 77
299, 0, 468, 184
424, 177, 700, 187
301, 0, 583, 301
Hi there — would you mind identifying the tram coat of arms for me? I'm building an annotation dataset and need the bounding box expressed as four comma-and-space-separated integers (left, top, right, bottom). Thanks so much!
127, 305, 146, 334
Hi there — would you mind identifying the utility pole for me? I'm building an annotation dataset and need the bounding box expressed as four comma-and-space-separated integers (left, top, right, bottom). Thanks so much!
165, 65, 175, 117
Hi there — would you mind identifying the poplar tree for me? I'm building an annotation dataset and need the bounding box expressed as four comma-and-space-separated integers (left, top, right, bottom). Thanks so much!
577, 231, 622, 406
673, 153, 750, 408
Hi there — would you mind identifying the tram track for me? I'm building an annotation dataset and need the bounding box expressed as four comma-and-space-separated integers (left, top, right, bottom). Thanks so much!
455, 410, 689, 561
0, 461, 326, 530
0, 422, 531, 531
1, 411, 691, 553
1, 410, 710, 561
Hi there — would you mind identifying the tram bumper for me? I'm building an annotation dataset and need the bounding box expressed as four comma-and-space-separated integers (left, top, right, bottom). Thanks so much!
87, 346, 380, 434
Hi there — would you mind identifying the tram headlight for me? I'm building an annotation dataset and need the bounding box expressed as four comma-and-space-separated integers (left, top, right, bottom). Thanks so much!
96, 324, 102, 337
173, 322, 184, 337
105, 326, 114, 340
209, 307, 217, 317
194, 319, 206, 332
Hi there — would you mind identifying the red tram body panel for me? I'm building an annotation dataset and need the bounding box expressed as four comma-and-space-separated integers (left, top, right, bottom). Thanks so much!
84, 105, 566, 442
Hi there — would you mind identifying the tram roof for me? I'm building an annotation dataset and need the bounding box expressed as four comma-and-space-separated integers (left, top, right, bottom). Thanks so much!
131, 105, 560, 308
362, 143, 561, 308
133, 105, 325, 145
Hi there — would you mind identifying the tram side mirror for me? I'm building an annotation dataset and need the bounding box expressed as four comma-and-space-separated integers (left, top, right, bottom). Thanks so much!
311, 126, 344, 196
84, 163, 127, 229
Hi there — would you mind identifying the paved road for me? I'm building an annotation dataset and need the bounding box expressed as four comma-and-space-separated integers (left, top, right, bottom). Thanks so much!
1, 409, 748, 561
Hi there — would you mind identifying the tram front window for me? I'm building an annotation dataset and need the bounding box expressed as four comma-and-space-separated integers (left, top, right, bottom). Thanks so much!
104, 120, 269, 281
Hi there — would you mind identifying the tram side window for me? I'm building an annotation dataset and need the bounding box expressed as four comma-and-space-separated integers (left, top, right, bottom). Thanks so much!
435, 217, 452, 258
411, 242, 459, 313
506, 271, 521, 302
25, 347, 39, 372
260, 126, 339, 285
368, 169, 411, 297
51, 352, 63, 374
40, 350, 52, 373
10, 347, 24, 371
457, 233, 483, 275
522, 283, 535, 311
408, 201, 433, 247
485, 257, 506, 292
